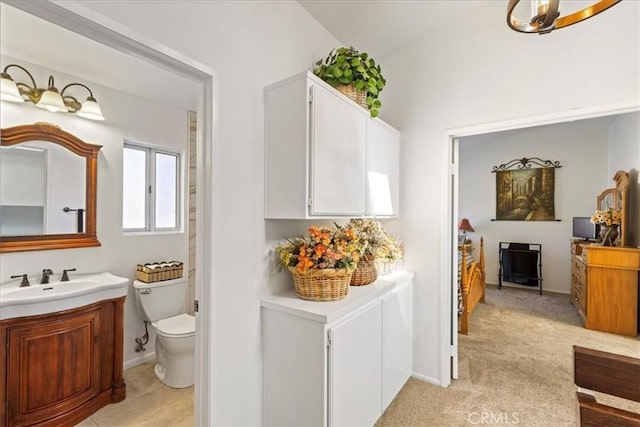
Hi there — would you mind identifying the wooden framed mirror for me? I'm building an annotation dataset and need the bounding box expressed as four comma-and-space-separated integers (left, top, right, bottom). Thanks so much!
597, 170, 629, 247
0, 122, 101, 252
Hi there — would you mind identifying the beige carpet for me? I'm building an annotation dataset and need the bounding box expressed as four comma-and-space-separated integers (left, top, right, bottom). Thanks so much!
376, 285, 640, 427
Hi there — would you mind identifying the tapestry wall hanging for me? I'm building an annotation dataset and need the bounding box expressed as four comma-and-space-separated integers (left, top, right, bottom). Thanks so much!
492, 157, 562, 221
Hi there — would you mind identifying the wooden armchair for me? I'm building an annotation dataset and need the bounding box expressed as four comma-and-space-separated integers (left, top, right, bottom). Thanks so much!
574, 345, 640, 427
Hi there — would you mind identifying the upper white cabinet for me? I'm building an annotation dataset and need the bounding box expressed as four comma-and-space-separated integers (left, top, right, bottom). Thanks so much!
264, 72, 399, 219
310, 79, 367, 216
366, 119, 399, 216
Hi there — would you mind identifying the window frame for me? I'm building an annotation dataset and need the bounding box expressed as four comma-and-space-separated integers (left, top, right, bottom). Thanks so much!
122, 141, 182, 233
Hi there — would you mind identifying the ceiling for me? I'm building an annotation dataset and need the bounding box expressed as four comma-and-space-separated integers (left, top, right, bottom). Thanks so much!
298, 0, 486, 59
0, 3, 198, 112
298, 1, 610, 60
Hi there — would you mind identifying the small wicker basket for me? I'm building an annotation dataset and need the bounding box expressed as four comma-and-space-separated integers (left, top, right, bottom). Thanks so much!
136, 261, 184, 283
375, 259, 400, 275
350, 259, 377, 286
335, 84, 368, 109
289, 267, 352, 301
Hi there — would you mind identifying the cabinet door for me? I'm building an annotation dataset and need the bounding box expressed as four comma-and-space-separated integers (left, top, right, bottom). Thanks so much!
329, 302, 382, 427
366, 119, 399, 216
382, 281, 413, 410
310, 83, 367, 216
7, 309, 101, 426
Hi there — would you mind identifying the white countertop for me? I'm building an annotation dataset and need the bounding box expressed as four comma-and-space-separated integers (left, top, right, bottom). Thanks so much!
261, 270, 414, 324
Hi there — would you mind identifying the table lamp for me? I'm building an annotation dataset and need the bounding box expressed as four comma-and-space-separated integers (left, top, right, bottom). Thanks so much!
458, 218, 475, 243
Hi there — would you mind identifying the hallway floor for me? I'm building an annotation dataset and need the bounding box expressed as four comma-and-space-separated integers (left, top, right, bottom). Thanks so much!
75, 361, 193, 427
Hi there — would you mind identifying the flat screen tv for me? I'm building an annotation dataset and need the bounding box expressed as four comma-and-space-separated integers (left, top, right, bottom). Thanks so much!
572, 216, 600, 241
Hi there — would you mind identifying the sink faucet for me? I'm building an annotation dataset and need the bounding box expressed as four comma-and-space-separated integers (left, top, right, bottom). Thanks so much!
10, 274, 30, 287
61, 268, 76, 282
40, 269, 54, 284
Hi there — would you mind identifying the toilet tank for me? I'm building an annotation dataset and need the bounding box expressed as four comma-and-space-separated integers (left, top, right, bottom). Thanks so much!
133, 278, 188, 321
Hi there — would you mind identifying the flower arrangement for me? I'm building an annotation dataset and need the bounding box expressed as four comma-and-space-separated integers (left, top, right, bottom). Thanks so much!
275, 225, 360, 274
377, 234, 404, 263
346, 218, 388, 260
590, 208, 621, 227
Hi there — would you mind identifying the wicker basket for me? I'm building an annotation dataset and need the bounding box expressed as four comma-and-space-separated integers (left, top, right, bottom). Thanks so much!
375, 259, 401, 275
335, 84, 368, 109
136, 261, 184, 283
289, 267, 352, 301
350, 259, 378, 286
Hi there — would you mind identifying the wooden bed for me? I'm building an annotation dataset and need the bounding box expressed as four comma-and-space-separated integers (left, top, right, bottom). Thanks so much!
458, 237, 486, 335
574, 345, 640, 426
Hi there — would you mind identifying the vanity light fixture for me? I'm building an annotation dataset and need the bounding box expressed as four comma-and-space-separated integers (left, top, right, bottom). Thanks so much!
507, 0, 621, 34
0, 64, 105, 120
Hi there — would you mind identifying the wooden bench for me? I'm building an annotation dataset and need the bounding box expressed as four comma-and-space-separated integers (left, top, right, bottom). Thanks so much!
574, 345, 640, 427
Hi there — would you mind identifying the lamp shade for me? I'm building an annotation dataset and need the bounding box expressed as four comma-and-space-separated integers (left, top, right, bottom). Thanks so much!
458, 218, 475, 233
77, 96, 105, 121
37, 88, 67, 113
0, 74, 24, 102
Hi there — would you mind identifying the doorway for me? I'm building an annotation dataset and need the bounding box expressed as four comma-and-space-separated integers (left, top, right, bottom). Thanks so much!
443, 101, 639, 382
2, 1, 216, 424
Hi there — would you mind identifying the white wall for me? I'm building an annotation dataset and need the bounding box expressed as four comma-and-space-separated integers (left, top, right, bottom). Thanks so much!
10, 1, 637, 423
608, 112, 640, 247
379, 0, 639, 384
0, 57, 189, 368
459, 119, 609, 293
70, 1, 340, 425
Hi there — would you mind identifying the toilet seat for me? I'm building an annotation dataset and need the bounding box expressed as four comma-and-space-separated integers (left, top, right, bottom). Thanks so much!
154, 313, 195, 338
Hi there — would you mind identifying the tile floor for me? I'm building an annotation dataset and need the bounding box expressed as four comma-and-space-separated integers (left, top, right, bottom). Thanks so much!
75, 362, 194, 427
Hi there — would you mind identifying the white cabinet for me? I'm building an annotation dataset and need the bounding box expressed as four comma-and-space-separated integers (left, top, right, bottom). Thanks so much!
366, 119, 399, 216
261, 272, 413, 427
382, 280, 413, 409
329, 302, 382, 426
264, 71, 399, 219
311, 81, 367, 216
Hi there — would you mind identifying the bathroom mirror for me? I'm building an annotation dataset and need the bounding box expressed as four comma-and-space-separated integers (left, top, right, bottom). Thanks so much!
0, 122, 102, 252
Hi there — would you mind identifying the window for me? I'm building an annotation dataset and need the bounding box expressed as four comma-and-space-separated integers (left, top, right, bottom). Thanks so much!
123, 142, 181, 232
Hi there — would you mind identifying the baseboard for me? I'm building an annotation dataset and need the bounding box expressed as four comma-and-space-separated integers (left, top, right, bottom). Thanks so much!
124, 351, 156, 370
486, 282, 570, 295
411, 372, 441, 387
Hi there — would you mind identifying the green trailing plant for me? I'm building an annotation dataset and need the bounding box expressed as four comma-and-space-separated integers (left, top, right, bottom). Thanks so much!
313, 46, 385, 117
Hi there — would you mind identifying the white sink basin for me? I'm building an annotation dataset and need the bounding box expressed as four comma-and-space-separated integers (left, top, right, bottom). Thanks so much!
0, 272, 129, 321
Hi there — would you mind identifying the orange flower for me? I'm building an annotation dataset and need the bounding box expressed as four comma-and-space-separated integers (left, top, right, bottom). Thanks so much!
314, 244, 326, 258
275, 224, 362, 273
296, 255, 314, 273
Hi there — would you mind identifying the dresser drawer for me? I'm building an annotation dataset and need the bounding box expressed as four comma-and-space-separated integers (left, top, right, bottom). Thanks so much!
573, 257, 587, 282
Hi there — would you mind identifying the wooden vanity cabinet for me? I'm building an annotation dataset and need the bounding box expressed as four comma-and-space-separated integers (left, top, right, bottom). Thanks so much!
0, 297, 125, 427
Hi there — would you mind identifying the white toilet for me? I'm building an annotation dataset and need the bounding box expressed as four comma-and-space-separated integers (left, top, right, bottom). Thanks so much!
133, 278, 195, 389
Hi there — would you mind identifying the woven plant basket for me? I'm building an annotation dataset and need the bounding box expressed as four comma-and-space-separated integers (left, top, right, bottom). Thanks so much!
350, 259, 378, 286
289, 267, 352, 301
374, 259, 395, 275
335, 84, 368, 109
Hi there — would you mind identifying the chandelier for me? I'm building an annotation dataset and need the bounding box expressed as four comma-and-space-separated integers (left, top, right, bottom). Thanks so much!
507, 0, 622, 34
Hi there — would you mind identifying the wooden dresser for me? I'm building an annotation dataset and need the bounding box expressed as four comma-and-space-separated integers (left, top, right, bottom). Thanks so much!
571, 241, 640, 336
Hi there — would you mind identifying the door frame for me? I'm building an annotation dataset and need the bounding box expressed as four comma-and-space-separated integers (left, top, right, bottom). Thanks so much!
4, 1, 218, 424
440, 100, 639, 386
